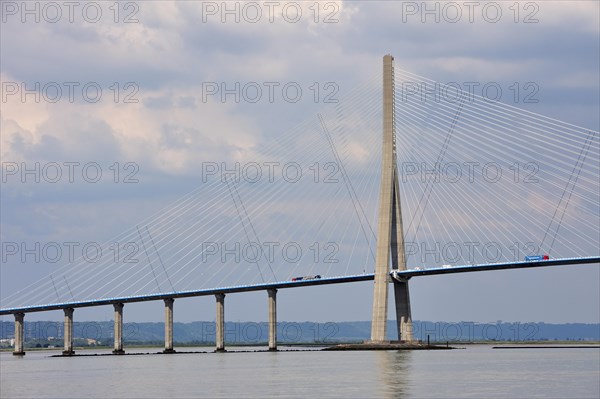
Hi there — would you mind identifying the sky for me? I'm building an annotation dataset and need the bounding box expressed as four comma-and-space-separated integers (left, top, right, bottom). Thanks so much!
1, 1, 599, 327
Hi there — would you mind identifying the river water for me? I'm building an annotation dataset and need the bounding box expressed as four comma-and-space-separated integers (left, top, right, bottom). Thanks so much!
1, 345, 599, 398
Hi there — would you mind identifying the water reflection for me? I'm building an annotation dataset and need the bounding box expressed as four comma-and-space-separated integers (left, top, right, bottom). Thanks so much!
376, 350, 413, 398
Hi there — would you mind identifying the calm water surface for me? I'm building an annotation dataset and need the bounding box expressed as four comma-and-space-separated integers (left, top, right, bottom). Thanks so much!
1, 345, 599, 398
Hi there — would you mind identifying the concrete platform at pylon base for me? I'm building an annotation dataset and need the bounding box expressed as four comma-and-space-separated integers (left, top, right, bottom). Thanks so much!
322, 341, 455, 350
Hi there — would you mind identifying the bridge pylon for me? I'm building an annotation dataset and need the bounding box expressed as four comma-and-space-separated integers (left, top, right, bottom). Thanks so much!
370, 54, 413, 343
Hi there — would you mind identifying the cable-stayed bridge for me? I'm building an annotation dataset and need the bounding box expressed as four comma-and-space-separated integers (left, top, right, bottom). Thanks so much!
2, 55, 599, 355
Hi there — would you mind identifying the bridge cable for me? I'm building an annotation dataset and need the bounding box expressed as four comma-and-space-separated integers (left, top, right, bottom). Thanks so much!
542, 130, 597, 255
393, 75, 599, 222
224, 177, 267, 283
405, 90, 466, 243
399, 69, 594, 262
318, 113, 377, 262
1, 72, 383, 307
145, 226, 177, 293
230, 178, 278, 281
137, 225, 163, 292
63, 276, 75, 301
395, 94, 597, 260
49, 275, 61, 302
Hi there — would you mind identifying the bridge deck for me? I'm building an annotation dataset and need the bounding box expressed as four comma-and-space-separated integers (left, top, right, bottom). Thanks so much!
1, 256, 597, 315
393, 256, 600, 279
0, 274, 375, 315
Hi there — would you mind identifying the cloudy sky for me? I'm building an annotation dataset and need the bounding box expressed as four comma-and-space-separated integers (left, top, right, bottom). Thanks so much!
1, 1, 599, 327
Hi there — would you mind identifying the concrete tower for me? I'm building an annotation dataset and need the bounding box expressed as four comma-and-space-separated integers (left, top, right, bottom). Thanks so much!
370, 55, 413, 342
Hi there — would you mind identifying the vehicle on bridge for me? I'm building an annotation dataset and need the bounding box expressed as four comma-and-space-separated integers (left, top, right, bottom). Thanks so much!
524, 255, 550, 261
291, 275, 322, 282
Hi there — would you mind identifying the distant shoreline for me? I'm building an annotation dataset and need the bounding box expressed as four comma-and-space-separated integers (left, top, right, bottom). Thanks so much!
2, 320, 598, 352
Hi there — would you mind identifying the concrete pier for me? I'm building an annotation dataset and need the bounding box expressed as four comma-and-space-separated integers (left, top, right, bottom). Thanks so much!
13, 312, 25, 356
215, 293, 225, 352
267, 289, 277, 351
63, 308, 75, 355
112, 303, 125, 354
393, 280, 413, 341
163, 298, 175, 353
